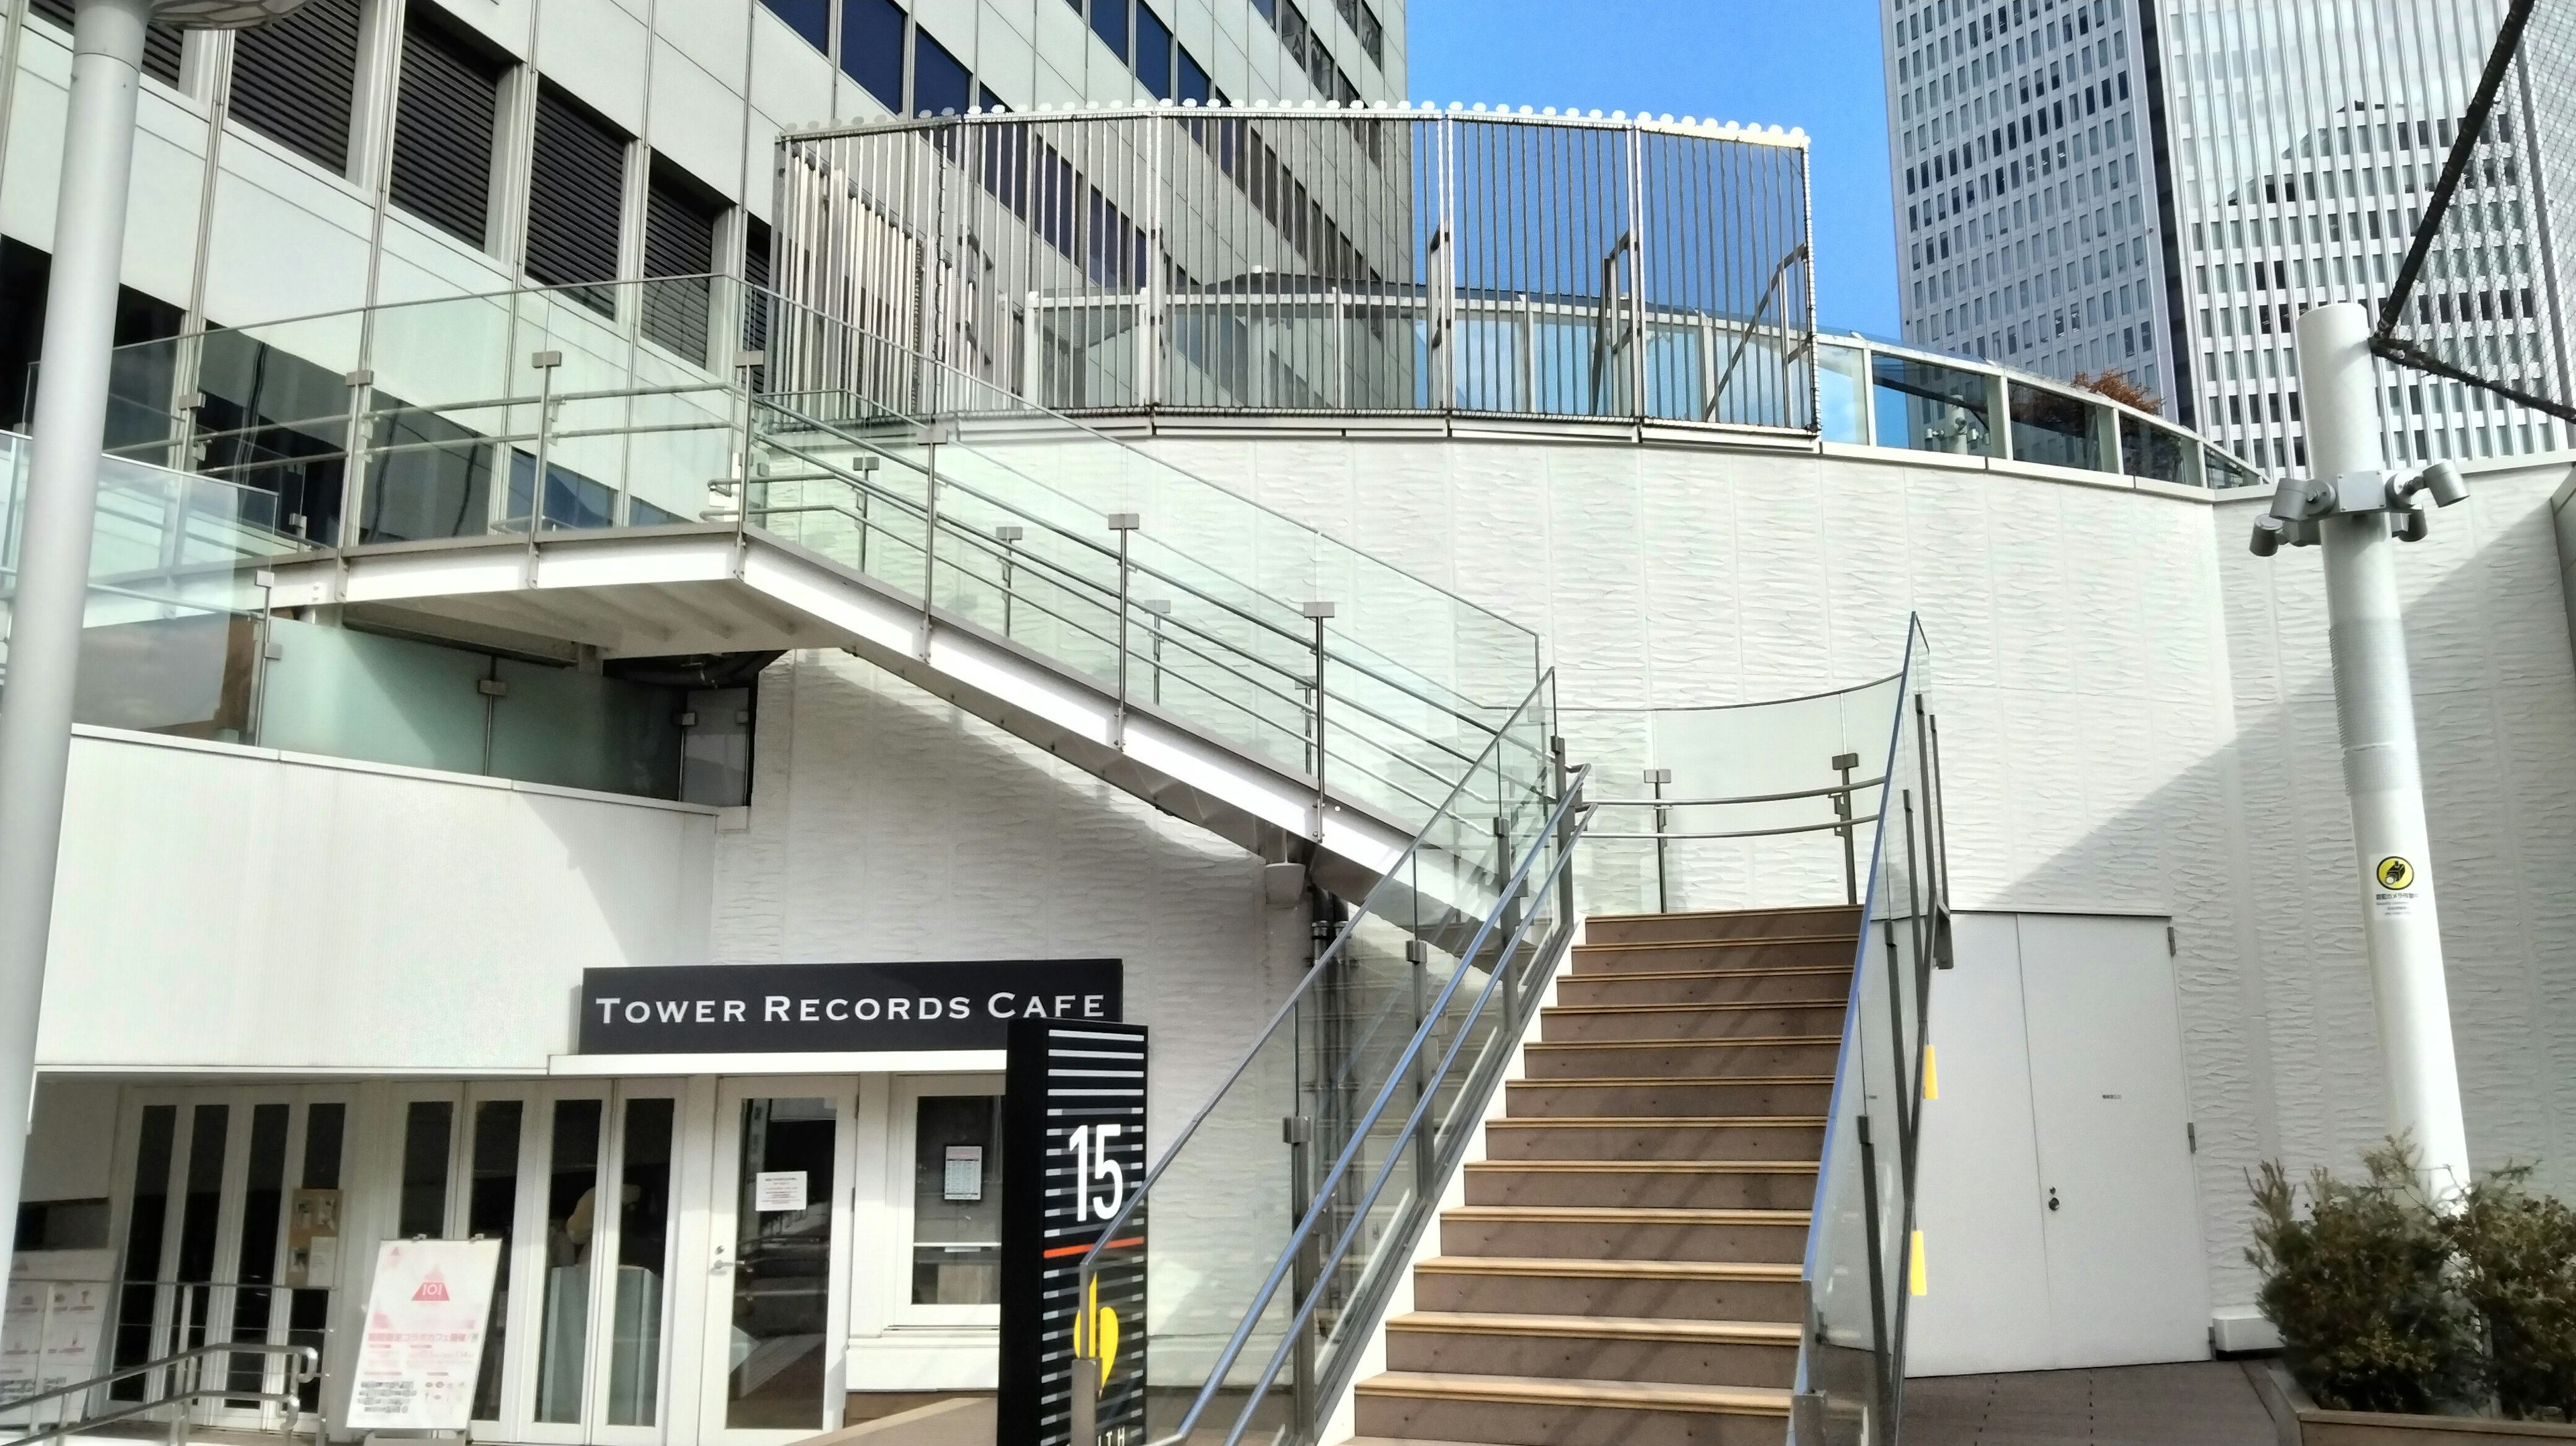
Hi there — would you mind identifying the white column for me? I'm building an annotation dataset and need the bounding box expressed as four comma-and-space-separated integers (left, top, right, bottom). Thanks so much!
0, 0, 154, 1229
2294, 300, 2471, 1194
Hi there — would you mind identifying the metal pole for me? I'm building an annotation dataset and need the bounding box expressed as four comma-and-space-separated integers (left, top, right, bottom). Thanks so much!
1109, 513, 1139, 742
1833, 750, 1860, 907
1283, 1113, 1317, 1439
1303, 601, 1334, 805
1645, 767, 1671, 913
1143, 599, 1169, 706
2296, 300, 2471, 1194
0, 0, 156, 1239
996, 524, 1022, 638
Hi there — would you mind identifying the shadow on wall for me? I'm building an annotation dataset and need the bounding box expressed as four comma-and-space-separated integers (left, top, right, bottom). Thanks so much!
1980, 467, 2576, 1307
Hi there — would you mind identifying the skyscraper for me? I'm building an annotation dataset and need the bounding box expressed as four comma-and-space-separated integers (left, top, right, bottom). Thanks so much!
1880, 0, 2568, 475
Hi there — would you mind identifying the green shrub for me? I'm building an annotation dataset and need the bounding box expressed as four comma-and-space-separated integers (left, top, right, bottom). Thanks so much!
2247, 1139, 2479, 1413
2447, 1164, 2576, 1422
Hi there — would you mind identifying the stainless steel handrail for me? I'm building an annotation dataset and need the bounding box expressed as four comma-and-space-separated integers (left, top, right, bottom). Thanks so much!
1, 1342, 320, 1446
1189, 765, 1597, 1446
1071, 669, 1560, 1296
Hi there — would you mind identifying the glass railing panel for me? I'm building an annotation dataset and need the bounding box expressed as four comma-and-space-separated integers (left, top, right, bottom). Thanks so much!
1792, 622, 1937, 1446
1819, 341, 1870, 444
1872, 351, 1995, 457
2007, 380, 2111, 472
2121, 412, 2192, 484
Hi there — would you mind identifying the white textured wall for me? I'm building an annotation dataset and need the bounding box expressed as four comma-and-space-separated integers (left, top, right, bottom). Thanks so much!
1136, 432, 2576, 1311
39, 726, 716, 1070
708, 651, 1312, 1352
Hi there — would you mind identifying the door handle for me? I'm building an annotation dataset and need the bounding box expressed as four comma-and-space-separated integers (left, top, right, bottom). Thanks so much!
2047, 1187, 2061, 1212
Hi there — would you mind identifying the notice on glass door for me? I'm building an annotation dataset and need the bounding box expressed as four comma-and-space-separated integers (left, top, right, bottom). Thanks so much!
755, 1170, 809, 1212
345, 1239, 503, 1431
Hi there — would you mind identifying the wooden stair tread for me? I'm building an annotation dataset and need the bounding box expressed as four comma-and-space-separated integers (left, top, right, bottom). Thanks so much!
1464, 1160, 1817, 1175
1442, 1205, 1810, 1226
1510, 1074, 1836, 1086
1525, 1035, 1844, 1050
1587, 904, 1858, 923
1357, 1372, 1793, 1416
1389, 1311, 1801, 1344
1574, 935, 1857, 952
1417, 1254, 1804, 1281
1543, 1001, 1846, 1015
1560, 964, 1852, 980
1489, 1115, 1827, 1128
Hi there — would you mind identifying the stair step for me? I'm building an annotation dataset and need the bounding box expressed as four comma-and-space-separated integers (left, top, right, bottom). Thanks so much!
1386, 1312, 1799, 1389
1412, 1254, 1806, 1321
1572, 938, 1856, 972
1521, 1038, 1843, 1080
1438, 1206, 1811, 1266
1585, 904, 1864, 946
1505, 1076, 1834, 1117
1540, 1001, 1847, 1042
1464, 1160, 1817, 1211
1356, 1371, 1792, 1446
1482, 1116, 1827, 1162
1554, 966, 1852, 1007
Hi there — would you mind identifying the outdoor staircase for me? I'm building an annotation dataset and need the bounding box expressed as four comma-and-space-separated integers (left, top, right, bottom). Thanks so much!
1345, 903, 1862, 1446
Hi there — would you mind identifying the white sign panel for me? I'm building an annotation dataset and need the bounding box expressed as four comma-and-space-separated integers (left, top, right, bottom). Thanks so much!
754, 1170, 808, 1212
0, 1254, 113, 1415
345, 1239, 502, 1431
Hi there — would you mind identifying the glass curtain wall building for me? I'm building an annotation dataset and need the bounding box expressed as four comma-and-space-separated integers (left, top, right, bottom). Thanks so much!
1880, 0, 2569, 476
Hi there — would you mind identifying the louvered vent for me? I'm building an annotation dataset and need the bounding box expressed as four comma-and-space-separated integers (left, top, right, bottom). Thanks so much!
641, 156, 722, 362
227, 0, 360, 173
525, 82, 627, 316
388, 11, 504, 247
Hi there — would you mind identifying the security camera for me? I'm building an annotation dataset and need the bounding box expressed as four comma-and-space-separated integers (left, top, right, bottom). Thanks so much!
2421, 460, 2469, 508
2250, 516, 2284, 557
2394, 508, 2429, 543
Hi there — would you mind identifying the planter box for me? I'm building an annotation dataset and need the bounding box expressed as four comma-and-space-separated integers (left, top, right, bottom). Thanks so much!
2247, 1358, 2576, 1446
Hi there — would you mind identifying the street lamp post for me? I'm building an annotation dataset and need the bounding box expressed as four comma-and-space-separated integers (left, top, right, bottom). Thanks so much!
2251, 300, 2473, 1194
0, 0, 307, 1238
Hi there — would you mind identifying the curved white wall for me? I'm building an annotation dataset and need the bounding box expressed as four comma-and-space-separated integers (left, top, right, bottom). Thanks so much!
1134, 428, 2576, 1314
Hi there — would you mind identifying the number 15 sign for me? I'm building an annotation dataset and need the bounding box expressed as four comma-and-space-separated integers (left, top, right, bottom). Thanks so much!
1000, 1017, 1147, 1446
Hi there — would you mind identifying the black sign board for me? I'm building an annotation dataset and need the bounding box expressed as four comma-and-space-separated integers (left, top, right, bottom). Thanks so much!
1000, 1017, 1148, 1446
577, 959, 1121, 1054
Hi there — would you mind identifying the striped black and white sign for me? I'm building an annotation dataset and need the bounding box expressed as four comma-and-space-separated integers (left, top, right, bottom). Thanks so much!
999, 1017, 1148, 1446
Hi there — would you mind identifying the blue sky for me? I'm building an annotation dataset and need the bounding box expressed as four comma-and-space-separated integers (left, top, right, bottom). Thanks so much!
1407, 0, 1899, 337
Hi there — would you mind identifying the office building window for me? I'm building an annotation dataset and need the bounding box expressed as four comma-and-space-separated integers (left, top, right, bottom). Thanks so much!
1134, 4, 1171, 97
388, 11, 505, 249
1177, 46, 1210, 104
758, 0, 828, 50
642, 157, 724, 362
1091, 0, 1128, 64
227, 0, 362, 174
742, 215, 773, 357
842, 0, 904, 111
914, 27, 969, 115
525, 82, 628, 316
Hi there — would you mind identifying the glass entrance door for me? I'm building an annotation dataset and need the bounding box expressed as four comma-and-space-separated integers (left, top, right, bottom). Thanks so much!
392, 1082, 677, 1446
699, 1081, 855, 1445
110, 1089, 351, 1433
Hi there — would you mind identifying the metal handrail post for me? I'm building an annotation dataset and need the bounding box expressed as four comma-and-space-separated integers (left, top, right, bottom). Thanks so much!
1144, 599, 1170, 704
526, 350, 562, 542
917, 419, 945, 657
997, 523, 1023, 637
1405, 937, 1430, 1199
1110, 513, 1139, 741
1832, 750, 1860, 906
1303, 602, 1334, 808
1284, 1113, 1318, 1440
1646, 767, 1672, 913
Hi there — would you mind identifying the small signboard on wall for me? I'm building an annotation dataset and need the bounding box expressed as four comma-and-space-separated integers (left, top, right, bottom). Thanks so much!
578, 958, 1123, 1054
999, 1017, 1147, 1446
345, 1239, 503, 1431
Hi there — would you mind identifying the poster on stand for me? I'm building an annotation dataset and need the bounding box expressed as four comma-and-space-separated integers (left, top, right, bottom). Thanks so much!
0, 1253, 114, 1418
345, 1239, 503, 1431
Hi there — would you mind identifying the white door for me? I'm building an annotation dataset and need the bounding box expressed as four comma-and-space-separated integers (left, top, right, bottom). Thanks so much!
697, 1080, 859, 1446
2017, 913, 2210, 1366
1907, 913, 2209, 1375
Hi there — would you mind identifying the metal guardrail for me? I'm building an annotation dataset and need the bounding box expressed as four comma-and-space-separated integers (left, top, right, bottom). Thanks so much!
1591, 767, 1889, 909
1, 1342, 319, 1446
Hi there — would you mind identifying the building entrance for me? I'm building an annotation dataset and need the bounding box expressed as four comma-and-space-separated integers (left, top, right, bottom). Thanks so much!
698, 1080, 857, 1446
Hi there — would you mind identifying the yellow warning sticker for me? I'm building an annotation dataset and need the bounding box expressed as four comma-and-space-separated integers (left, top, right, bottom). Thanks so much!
2377, 856, 2414, 891
1923, 1044, 1939, 1101
1909, 1230, 1928, 1296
